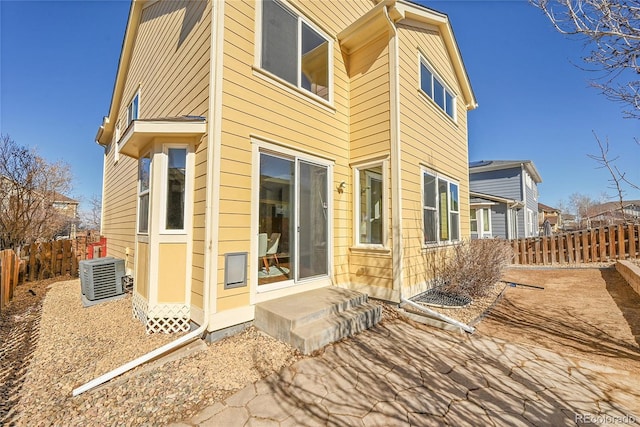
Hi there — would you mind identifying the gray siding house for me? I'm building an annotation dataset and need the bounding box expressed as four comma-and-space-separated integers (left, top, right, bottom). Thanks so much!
469, 160, 542, 239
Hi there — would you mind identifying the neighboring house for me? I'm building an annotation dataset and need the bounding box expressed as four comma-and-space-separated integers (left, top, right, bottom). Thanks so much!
469, 160, 542, 239
538, 202, 561, 234
95, 0, 477, 335
52, 192, 80, 239
584, 200, 640, 228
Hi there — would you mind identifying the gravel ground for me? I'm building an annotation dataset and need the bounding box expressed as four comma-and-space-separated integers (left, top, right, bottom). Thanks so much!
6, 279, 301, 426
3, 276, 508, 426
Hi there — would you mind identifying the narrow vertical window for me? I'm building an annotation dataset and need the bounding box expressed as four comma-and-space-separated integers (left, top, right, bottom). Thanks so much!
127, 93, 139, 128
449, 183, 459, 241
470, 208, 478, 233
423, 173, 437, 243
356, 165, 383, 245
138, 153, 151, 233
166, 148, 187, 230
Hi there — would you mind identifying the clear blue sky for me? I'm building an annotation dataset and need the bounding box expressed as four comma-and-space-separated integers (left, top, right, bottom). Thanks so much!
1, 0, 639, 213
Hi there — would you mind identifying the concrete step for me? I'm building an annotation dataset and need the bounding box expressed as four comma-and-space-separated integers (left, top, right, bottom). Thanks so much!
291, 302, 381, 354
254, 286, 380, 354
254, 287, 368, 343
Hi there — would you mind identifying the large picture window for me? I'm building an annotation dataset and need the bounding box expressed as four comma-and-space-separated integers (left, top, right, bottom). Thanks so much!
420, 57, 456, 120
261, 0, 330, 101
423, 170, 459, 244
138, 153, 151, 234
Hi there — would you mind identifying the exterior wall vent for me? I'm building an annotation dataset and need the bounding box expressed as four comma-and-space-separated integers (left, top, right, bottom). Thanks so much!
224, 252, 247, 289
79, 258, 126, 307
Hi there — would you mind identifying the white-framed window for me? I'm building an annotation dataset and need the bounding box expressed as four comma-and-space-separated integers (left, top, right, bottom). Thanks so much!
470, 208, 491, 237
423, 169, 460, 244
126, 92, 139, 129
354, 162, 386, 246
419, 56, 456, 120
163, 146, 187, 232
259, 0, 331, 102
138, 152, 151, 234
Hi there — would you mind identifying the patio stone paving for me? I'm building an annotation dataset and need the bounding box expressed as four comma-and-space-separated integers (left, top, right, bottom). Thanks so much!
175, 268, 640, 426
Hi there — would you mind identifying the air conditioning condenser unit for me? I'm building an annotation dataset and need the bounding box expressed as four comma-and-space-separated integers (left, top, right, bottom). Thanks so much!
79, 257, 126, 307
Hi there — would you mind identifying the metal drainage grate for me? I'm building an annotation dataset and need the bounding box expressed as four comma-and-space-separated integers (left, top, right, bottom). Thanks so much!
411, 287, 472, 308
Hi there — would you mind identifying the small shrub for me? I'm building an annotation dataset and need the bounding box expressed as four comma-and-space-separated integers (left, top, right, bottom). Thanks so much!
438, 239, 512, 298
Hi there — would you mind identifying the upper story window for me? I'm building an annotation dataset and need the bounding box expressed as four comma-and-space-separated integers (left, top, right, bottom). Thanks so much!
420, 57, 456, 120
127, 93, 139, 129
423, 170, 460, 244
260, 0, 330, 101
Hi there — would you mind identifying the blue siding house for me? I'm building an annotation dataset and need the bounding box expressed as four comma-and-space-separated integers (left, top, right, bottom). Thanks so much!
469, 160, 542, 239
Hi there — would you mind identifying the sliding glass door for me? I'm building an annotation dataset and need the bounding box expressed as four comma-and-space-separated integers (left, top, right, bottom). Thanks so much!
258, 152, 329, 286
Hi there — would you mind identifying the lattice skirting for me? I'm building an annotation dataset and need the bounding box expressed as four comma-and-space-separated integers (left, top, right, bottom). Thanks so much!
131, 292, 190, 334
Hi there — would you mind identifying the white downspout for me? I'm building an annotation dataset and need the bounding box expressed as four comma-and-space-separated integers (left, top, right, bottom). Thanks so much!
384, 5, 404, 303
72, 0, 223, 397
400, 297, 475, 333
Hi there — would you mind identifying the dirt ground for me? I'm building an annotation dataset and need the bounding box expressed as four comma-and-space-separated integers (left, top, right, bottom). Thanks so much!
478, 267, 640, 374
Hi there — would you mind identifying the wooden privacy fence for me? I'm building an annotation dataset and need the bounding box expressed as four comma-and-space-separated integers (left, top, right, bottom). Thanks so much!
511, 224, 640, 265
0, 249, 20, 313
0, 235, 99, 311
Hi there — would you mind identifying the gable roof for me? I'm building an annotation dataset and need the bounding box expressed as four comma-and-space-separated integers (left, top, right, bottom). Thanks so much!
538, 202, 559, 212
469, 160, 542, 183
339, 0, 477, 110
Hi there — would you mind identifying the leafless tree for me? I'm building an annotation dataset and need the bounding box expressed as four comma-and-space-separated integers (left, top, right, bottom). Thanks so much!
0, 134, 73, 249
568, 191, 603, 228
531, 0, 640, 118
79, 193, 102, 232
587, 132, 640, 223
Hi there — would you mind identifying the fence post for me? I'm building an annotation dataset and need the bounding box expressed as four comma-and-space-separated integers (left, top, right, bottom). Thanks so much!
630, 225, 638, 259
618, 224, 626, 260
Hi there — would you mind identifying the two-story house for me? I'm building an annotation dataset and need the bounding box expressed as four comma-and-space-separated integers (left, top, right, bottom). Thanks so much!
95, 0, 477, 339
469, 160, 541, 239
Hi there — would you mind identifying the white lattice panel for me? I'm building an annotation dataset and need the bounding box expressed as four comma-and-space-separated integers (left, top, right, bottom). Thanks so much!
131, 294, 189, 334
132, 291, 148, 325
146, 304, 190, 334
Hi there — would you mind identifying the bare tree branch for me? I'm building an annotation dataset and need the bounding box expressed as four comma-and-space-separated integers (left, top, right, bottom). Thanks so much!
0, 134, 74, 249
531, 0, 640, 118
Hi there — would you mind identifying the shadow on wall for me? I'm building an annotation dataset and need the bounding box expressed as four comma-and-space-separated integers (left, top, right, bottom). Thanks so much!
141, 0, 207, 51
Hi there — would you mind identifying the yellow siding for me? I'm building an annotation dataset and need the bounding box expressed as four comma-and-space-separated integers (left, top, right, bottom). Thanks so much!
216, 0, 374, 305
101, 0, 211, 305
135, 241, 149, 298
346, 33, 394, 291
158, 243, 187, 303
397, 24, 471, 294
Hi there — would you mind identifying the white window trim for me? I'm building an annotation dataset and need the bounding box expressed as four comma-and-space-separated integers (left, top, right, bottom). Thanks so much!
126, 90, 140, 130
418, 53, 457, 122
421, 167, 460, 246
137, 151, 151, 235
250, 137, 334, 295
353, 159, 388, 249
255, 0, 334, 107
160, 144, 192, 235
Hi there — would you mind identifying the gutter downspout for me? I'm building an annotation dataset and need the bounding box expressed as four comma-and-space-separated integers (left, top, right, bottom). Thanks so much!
384, 4, 404, 303
400, 297, 475, 333
72, 0, 223, 397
